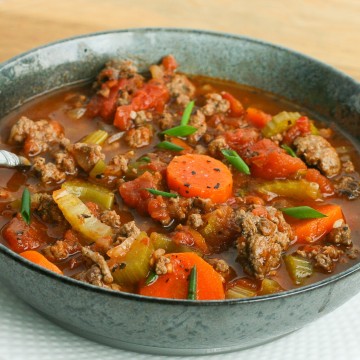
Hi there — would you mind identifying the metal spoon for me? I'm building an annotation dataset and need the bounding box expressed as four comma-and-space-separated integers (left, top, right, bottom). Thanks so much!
0, 150, 31, 169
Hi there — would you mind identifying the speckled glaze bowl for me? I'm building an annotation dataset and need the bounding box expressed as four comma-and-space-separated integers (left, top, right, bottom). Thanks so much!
0, 29, 360, 355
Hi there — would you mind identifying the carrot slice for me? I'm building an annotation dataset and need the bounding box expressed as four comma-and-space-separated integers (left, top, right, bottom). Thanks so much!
286, 204, 344, 243
167, 154, 233, 203
20, 250, 63, 275
139, 252, 225, 300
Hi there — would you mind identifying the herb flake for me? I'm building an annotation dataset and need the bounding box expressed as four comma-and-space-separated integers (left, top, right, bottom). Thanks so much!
187, 265, 197, 300
157, 141, 184, 152
146, 188, 179, 198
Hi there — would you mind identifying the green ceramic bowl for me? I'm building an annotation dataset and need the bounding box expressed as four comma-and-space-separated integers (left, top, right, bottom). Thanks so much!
0, 28, 359, 355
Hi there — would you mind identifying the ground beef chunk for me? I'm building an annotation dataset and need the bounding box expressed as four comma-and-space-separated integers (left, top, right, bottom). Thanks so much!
166, 197, 194, 221
9, 117, 65, 157
95, 59, 138, 88
235, 206, 293, 279
115, 221, 141, 245
33, 157, 66, 184
54, 151, 78, 175
73, 264, 118, 288
68, 143, 105, 172
207, 258, 230, 274
208, 136, 229, 158
327, 223, 352, 246
335, 175, 360, 199
296, 245, 343, 272
167, 74, 195, 105
187, 213, 204, 228
31, 193, 65, 223
130, 110, 152, 127
43, 238, 81, 262
342, 160, 355, 173
158, 111, 175, 130
188, 110, 207, 144
124, 126, 153, 148
81, 247, 113, 284
202, 93, 230, 116
150, 249, 172, 275
100, 210, 121, 229
293, 134, 341, 177
105, 151, 134, 177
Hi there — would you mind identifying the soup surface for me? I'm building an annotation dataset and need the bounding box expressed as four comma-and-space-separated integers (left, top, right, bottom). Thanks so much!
0, 55, 359, 300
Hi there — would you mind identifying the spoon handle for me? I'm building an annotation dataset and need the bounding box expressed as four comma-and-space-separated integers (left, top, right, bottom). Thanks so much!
0, 150, 31, 169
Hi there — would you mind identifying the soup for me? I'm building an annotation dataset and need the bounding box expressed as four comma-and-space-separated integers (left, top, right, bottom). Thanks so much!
0, 55, 359, 300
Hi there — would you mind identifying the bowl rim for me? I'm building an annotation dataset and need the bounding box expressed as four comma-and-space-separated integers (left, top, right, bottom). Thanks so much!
1, 27, 360, 306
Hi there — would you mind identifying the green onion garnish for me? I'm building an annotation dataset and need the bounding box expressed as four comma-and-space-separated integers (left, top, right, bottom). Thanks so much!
139, 156, 151, 163
281, 206, 327, 219
180, 100, 195, 126
281, 144, 297, 158
146, 188, 179, 198
187, 265, 197, 300
162, 125, 197, 137
221, 149, 250, 175
145, 271, 158, 286
20, 187, 31, 225
157, 141, 184, 151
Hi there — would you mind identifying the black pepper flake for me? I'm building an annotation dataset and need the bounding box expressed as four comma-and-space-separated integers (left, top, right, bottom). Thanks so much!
95, 173, 104, 179
165, 278, 170, 283
213, 168, 221, 172
214, 183, 220, 189
185, 190, 189, 194
184, 183, 190, 187
119, 262, 126, 269
206, 160, 211, 163
191, 171, 196, 175
81, 214, 91, 218
206, 186, 211, 189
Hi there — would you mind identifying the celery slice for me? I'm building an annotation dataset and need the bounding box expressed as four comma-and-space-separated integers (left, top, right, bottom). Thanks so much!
258, 278, 283, 295
257, 179, 321, 201
150, 232, 200, 254
284, 255, 313, 285
62, 179, 114, 210
225, 285, 257, 299
262, 111, 301, 138
81, 129, 109, 145
52, 188, 113, 244
89, 159, 107, 178
112, 232, 154, 286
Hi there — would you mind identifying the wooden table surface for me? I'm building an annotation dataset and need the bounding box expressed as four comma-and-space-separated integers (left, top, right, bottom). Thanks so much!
0, 0, 359, 81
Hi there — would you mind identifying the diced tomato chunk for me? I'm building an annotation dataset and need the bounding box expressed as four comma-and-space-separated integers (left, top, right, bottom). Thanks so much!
245, 107, 272, 128
305, 169, 334, 196
247, 139, 307, 180
221, 91, 244, 117
119, 171, 159, 214
114, 80, 169, 130
2, 214, 49, 253
283, 116, 311, 145
224, 127, 260, 157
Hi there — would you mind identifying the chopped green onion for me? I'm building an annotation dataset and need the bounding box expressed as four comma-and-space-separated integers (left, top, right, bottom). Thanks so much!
20, 187, 31, 225
157, 141, 184, 151
145, 271, 158, 286
146, 188, 178, 198
162, 125, 197, 137
180, 100, 195, 126
187, 265, 197, 300
281, 206, 327, 219
221, 149, 250, 175
139, 156, 151, 163
281, 144, 297, 158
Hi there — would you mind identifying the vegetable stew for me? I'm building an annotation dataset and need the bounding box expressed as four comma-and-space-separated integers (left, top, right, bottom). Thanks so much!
0, 55, 359, 300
